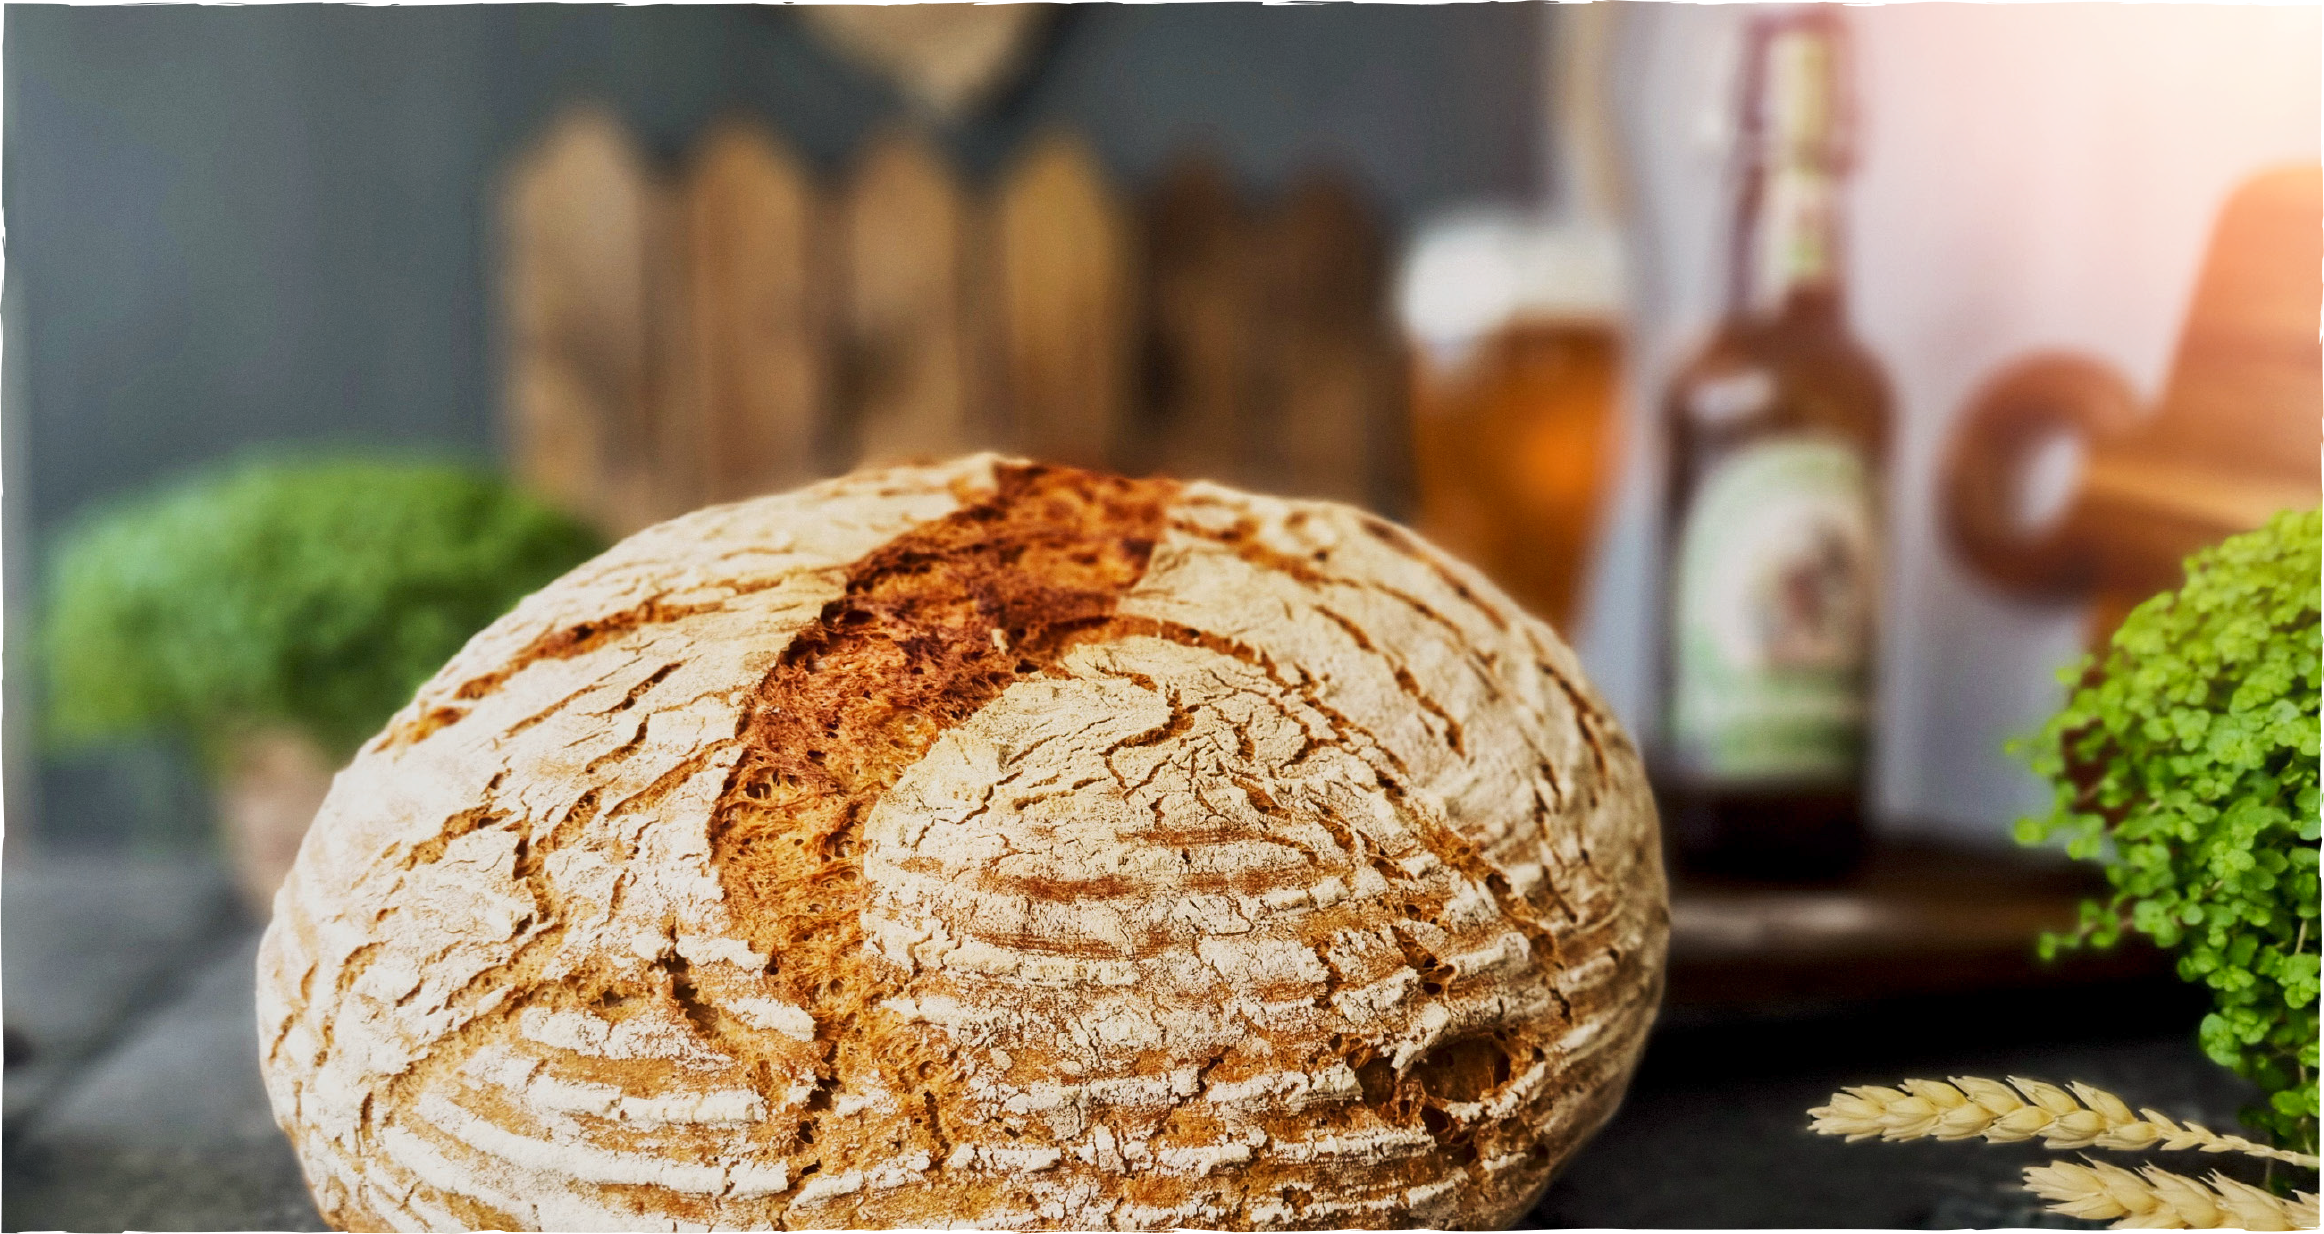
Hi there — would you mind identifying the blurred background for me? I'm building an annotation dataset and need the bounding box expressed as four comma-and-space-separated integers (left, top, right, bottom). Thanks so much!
7, 2, 1549, 859
3, 4, 2317, 1229
12, 2, 2320, 855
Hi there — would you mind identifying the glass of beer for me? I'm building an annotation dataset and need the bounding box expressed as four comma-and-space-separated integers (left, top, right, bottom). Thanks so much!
1402, 214, 1627, 636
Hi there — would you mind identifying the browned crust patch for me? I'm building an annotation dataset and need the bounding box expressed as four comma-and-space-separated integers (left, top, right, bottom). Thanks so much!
701, 463, 1177, 1166
708, 462, 1179, 954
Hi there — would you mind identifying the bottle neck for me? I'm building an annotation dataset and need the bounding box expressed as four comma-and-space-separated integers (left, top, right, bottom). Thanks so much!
1731, 159, 1845, 320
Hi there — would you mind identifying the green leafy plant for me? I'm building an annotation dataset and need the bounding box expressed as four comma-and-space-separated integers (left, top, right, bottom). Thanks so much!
2015, 507, 2321, 1155
43, 457, 605, 764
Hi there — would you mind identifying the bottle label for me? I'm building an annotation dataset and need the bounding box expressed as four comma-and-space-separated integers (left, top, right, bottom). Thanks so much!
1670, 434, 1876, 783
1750, 165, 1838, 313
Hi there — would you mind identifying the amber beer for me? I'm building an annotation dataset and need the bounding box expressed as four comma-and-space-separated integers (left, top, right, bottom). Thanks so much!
1659, 9, 1892, 878
1413, 316, 1624, 635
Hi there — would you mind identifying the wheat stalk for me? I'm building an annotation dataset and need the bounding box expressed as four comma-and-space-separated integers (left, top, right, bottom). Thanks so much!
1807, 1075, 2323, 1169
2023, 1159, 2321, 1230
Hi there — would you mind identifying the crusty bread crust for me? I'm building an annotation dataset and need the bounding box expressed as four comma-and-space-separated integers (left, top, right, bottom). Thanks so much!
258, 456, 1666, 1231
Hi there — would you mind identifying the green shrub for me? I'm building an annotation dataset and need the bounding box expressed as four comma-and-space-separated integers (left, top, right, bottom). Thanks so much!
2016, 507, 2321, 1154
43, 457, 605, 763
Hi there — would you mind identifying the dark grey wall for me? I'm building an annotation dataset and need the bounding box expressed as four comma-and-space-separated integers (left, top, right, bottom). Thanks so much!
4, 2, 1548, 849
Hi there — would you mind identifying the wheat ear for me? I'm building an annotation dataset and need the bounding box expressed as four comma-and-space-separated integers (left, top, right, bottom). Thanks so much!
1807, 1075, 2323, 1169
2022, 1159, 2321, 1230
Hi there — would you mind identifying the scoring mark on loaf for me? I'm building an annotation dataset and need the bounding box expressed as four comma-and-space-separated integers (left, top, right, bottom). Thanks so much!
706, 462, 1181, 1181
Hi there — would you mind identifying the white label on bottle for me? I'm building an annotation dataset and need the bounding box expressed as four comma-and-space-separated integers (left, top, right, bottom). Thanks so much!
1751, 166, 1839, 314
1670, 434, 1877, 783
1688, 371, 1775, 426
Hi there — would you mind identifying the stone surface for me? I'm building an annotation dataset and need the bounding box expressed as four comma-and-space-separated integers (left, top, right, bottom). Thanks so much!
1529, 983, 2265, 1229
2, 854, 241, 1123
41, 932, 287, 1150
3, 1141, 322, 1234
5, 921, 327, 1232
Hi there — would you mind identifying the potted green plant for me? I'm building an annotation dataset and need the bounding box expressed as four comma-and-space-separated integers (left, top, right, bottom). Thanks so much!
1808, 508, 2320, 1227
41, 457, 605, 910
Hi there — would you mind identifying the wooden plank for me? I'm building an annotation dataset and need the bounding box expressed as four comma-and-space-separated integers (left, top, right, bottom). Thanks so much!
1666, 838, 2167, 1011
682, 120, 829, 506
991, 132, 1135, 470
500, 107, 668, 534
839, 128, 986, 467
1141, 154, 1257, 487
1251, 172, 1400, 507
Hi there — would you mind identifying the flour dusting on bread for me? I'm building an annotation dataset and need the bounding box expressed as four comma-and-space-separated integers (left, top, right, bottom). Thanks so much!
257, 455, 1666, 1231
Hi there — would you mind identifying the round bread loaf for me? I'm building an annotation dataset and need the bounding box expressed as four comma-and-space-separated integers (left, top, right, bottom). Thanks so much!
257, 456, 1666, 1231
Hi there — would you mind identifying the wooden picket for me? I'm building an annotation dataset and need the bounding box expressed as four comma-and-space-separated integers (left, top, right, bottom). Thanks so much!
682, 121, 828, 507
501, 106, 1406, 533
840, 129, 987, 467
991, 133, 1135, 471
1255, 173, 1399, 507
500, 108, 671, 535
1142, 155, 1258, 489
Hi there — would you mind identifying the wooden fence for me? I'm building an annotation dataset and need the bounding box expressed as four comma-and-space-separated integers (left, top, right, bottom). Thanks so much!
502, 107, 1405, 535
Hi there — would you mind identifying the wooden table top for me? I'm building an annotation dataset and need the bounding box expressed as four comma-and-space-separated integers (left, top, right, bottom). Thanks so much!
1666, 837, 2170, 1014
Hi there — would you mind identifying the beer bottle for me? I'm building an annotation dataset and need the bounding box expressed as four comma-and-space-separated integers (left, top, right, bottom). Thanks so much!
1659, 8, 1891, 879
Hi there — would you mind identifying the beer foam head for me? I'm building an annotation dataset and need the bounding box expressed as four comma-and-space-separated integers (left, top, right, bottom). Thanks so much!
1398, 210, 1629, 368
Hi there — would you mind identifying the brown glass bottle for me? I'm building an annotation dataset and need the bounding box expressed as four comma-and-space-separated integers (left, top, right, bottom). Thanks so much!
1659, 9, 1891, 880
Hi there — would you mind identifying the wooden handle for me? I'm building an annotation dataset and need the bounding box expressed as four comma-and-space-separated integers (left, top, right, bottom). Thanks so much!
1945, 167, 2321, 635
1941, 352, 2141, 598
